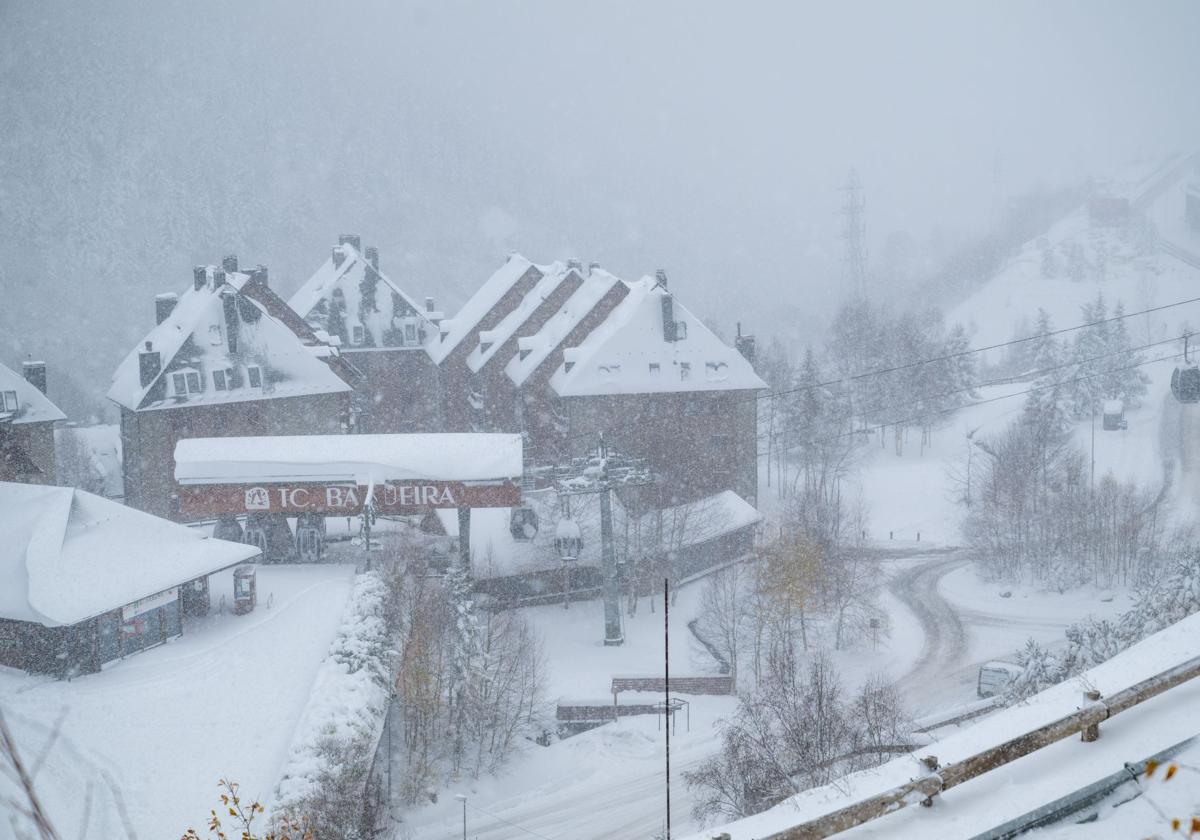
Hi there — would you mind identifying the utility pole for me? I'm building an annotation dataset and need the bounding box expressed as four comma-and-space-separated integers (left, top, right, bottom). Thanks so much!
664, 578, 671, 840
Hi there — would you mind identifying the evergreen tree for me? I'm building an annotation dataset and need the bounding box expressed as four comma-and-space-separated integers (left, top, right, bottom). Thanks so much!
1106, 302, 1149, 407
1069, 293, 1109, 418
1039, 245, 1058, 279
943, 323, 979, 403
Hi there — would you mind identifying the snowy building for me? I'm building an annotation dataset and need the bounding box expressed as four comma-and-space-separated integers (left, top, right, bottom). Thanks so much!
109, 256, 357, 520
0, 482, 260, 675
440, 258, 764, 505
289, 235, 443, 433
0, 359, 66, 484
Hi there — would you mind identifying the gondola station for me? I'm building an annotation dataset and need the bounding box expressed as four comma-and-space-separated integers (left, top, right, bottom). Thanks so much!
173, 432, 524, 568
0, 482, 260, 675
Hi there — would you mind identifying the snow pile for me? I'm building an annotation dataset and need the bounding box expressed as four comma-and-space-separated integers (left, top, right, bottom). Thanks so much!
273, 571, 394, 812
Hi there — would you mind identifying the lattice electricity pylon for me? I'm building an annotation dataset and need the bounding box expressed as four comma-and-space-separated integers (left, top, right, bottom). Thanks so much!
839, 167, 868, 297
551, 435, 656, 645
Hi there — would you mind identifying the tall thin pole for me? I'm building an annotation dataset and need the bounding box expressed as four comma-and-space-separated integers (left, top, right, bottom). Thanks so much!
664, 577, 671, 840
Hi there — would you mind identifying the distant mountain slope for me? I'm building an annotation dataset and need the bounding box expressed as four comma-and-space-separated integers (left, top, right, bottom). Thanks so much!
949, 155, 1200, 353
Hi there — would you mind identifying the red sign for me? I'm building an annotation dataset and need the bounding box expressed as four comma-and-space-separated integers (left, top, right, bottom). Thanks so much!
178, 480, 521, 518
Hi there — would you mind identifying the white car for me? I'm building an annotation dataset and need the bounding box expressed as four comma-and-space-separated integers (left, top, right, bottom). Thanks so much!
977, 660, 1023, 698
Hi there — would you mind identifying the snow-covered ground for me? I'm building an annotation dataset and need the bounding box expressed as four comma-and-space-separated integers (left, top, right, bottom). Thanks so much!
0, 564, 355, 840
686, 608, 1200, 840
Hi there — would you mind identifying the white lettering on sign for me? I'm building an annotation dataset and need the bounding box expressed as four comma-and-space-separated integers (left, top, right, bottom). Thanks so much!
122, 587, 179, 620
325, 486, 361, 508
244, 487, 270, 510
277, 487, 310, 508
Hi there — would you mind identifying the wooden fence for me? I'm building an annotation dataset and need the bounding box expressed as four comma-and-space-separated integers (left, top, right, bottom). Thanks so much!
764, 654, 1200, 839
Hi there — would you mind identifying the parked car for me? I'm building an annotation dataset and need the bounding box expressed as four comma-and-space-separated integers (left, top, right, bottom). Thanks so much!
977, 660, 1023, 698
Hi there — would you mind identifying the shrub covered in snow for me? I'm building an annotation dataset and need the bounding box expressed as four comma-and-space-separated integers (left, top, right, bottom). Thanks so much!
273, 572, 394, 838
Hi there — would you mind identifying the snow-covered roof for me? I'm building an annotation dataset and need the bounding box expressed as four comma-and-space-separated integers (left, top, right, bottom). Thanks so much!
428, 255, 539, 364
549, 277, 767, 396
465, 263, 571, 373
0, 362, 66, 425
632, 490, 761, 553
174, 433, 524, 485
432, 489, 758, 577
108, 268, 352, 412
0, 483, 259, 627
55, 424, 123, 498
505, 268, 625, 387
288, 240, 436, 355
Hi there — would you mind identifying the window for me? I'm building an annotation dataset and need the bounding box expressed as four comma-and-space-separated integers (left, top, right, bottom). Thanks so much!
405, 323, 417, 344
351, 325, 365, 345
208, 324, 223, 346
170, 369, 202, 397
246, 366, 263, 388
680, 362, 691, 381
705, 361, 729, 381
648, 363, 661, 376
213, 370, 227, 390
1, 390, 16, 412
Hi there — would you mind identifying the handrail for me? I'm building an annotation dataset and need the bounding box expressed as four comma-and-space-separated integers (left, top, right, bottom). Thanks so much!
764, 654, 1200, 840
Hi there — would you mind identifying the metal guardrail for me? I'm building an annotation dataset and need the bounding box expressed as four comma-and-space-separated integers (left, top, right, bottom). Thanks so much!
764, 654, 1200, 840
969, 734, 1199, 840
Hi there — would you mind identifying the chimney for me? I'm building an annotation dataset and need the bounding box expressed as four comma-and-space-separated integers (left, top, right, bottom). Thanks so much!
22, 361, 47, 395
193, 266, 207, 291
213, 268, 226, 288
735, 322, 757, 363
364, 246, 379, 271
588, 261, 600, 274
254, 264, 269, 287
332, 246, 346, 268
657, 270, 678, 341
222, 254, 238, 274
138, 341, 161, 388
155, 292, 179, 324
567, 258, 582, 271
338, 234, 361, 253
425, 296, 435, 312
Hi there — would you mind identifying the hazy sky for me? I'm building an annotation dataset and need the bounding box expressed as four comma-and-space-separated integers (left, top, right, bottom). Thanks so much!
2, 0, 1198, 405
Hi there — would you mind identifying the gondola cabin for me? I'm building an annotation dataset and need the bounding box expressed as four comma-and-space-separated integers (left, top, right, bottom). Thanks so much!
1171, 366, 1200, 403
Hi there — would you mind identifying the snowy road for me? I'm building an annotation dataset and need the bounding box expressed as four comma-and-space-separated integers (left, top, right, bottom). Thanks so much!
889, 554, 971, 710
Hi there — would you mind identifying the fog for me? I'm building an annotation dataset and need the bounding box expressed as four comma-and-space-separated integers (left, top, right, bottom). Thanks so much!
2, 0, 1197, 414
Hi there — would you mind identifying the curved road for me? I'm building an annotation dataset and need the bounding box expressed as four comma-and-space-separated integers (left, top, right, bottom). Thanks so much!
888, 554, 970, 706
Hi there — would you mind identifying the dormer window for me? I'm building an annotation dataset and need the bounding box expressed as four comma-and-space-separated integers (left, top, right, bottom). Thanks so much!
246, 366, 263, 388
649, 363, 661, 376
171, 368, 202, 398
705, 361, 729, 381
680, 362, 692, 381
208, 324, 223, 346
213, 370, 227, 391
1, 390, 17, 412
351, 325, 365, 345
405, 323, 417, 344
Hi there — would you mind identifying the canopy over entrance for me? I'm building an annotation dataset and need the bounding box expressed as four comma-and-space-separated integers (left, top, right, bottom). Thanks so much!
174, 433, 523, 518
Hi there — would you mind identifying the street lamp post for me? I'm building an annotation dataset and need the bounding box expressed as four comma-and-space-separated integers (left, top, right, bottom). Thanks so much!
454, 794, 467, 840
